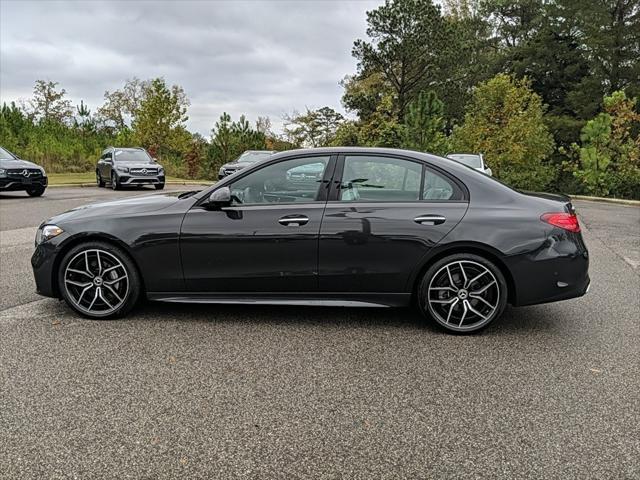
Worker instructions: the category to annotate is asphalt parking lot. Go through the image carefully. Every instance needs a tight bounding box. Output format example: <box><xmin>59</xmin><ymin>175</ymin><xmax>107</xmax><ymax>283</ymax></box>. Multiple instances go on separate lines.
<box><xmin>1</xmin><ymin>187</ymin><xmax>639</xmax><ymax>479</ymax></box>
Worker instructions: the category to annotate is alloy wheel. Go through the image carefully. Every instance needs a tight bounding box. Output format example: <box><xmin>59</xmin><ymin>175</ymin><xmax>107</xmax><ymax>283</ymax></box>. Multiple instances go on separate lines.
<box><xmin>427</xmin><ymin>260</ymin><xmax>500</xmax><ymax>331</ymax></box>
<box><xmin>63</xmin><ymin>249</ymin><xmax>129</xmax><ymax>316</ymax></box>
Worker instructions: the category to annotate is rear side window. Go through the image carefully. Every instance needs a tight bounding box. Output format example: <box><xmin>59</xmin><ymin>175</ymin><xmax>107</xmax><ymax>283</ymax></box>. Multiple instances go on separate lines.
<box><xmin>340</xmin><ymin>155</ymin><xmax>422</xmax><ymax>202</ymax></box>
<box><xmin>423</xmin><ymin>169</ymin><xmax>458</xmax><ymax>200</ymax></box>
<box><xmin>339</xmin><ymin>155</ymin><xmax>464</xmax><ymax>202</ymax></box>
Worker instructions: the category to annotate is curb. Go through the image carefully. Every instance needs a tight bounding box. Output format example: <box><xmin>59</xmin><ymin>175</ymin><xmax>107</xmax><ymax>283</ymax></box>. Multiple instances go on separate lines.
<box><xmin>48</xmin><ymin>181</ymin><xmax>214</xmax><ymax>188</ymax></box>
<box><xmin>571</xmin><ymin>195</ymin><xmax>640</xmax><ymax>206</ymax></box>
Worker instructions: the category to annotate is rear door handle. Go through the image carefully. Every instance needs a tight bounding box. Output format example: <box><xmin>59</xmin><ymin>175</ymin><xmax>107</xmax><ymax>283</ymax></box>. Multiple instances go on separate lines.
<box><xmin>279</xmin><ymin>215</ymin><xmax>309</xmax><ymax>226</ymax></box>
<box><xmin>414</xmin><ymin>215</ymin><xmax>446</xmax><ymax>225</ymax></box>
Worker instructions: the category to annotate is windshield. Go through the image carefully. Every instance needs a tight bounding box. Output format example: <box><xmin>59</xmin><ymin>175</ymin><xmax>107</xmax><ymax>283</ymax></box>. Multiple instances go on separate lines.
<box><xmin>236</xmin><ymin>151</ymin><xmax>273</xmax><ymax>163</ymax></box>
<box><xmin>114</xmin><ymin>149</ymin><xmax>151</xmax><ymax>163</ymax></box>
<box><xmin>0</xmin><ymin>147</ymin><xmax>17</xmax><ymax>160</ymax></box>
<box><xmin>448</xmin><ymin>154</ymin><xmax>482</xmax><ymax>169</ymax></box>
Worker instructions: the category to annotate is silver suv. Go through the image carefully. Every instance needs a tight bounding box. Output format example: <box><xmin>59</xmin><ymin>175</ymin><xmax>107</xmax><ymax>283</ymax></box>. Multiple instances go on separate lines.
<box><xmin>446</xmin><ymin>153</ymin><xmax>492</xmax><ymax>176</ymax></box>
<box><xmin>96</xmin><ymin>147</ymin><xmax>165</xmax><ymax>190</ymax></box>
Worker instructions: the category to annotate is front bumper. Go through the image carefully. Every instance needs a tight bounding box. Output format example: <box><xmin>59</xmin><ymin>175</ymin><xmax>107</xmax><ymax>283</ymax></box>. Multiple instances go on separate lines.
<box><xmin>0</xmin><ymin>176</ymin><xmax>48</xmax><ymax>191</ymax></box>
<box><xmin>31</xmin><ymin>233</ymin><xmax>65</xmax><ymax>298</ymax></box>
<box><xmin>117</xmin><ymin>174</ymin><xmax>165</xmax><ymax>186</ymax></box>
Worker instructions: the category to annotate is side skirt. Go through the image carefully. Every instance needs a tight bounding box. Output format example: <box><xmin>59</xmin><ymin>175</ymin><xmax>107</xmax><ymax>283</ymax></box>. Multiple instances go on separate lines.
<box><xmin>146</xmin><ymin>292</ymin><xmax>411</xmax><ymax>308</ymax></box>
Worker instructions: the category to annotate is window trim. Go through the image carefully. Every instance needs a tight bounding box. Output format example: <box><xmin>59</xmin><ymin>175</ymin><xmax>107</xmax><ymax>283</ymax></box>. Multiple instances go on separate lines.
<box><xmin>329</xmin><ymin>153</ymin><xmax>469</xmax><ymax>203</ymax></box>
<box><xmin>195</xmin><ymin>153</ymin><xmax>338</xmax><ymax>208</ymax></box>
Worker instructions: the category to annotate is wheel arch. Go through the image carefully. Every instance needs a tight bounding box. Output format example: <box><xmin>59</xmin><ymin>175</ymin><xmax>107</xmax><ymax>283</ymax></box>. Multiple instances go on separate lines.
<box><xmin>410</xmin><ymin>242</ymin><xmax>517</xmax><ymax>305</ymax></box>
<box><xmin>51</xmin><ymin>233</ymin><xmax>146</xmax><ymax>298</ymax></box>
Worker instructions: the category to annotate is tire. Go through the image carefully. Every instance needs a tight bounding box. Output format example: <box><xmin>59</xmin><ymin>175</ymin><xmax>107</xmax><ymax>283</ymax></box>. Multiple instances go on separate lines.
<box><xmin>111</xmin><ymin>172</ymin><xmax>120</xmax><ymax>190</ymax></box>
<box><xmin>418</xmin><ymin>253</ymin><xmax>508</xmax><ymax>333</ymax></box>
<box><xmin>96</xmin><ymin>170</ymin><xmax>105</xmax><ymax>187</ymax></box>
<box><xmin>57</xmin><ymin>241</ymin><xmax>141</xmax><ymax>319</ymax></box>
<box><xmin>154</xmin><ymin>183</ymin><xmax>165</xmax><ymax>190</ymax></box>
<box><xmin>26</xmin><ymin>186</ymin><xmax>45</xmax><ymax>197</ymax></box>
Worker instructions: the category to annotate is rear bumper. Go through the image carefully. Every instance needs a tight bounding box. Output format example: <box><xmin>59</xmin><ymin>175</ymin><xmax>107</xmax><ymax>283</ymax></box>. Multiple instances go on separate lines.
<box><xmin>0</xmin><ymin>177</ymin><xmax>48</xmax><ymax>191</ymax></box>
<box><xmin>506</xmin><ymin>232</ymin><xmax>590</xmax><ymax>306</ymax></box>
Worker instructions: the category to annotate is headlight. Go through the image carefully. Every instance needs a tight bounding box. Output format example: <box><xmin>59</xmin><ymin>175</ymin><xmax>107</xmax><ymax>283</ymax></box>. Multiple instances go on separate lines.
<box><xmin>0</xmin><ymin>168</ymin><xmax>6</xmax><ymax>178</ymax></box>
<box><xmin>35</xmin><ymin>225</ymin><xmax>64</xmax><ymax>245</ymax></box>
<box><xmin>116</xmin><ymin>166</ymin><xmax>129</xmax><ymax>173</ymax></box>
<box><xmin>158</xmin><ymin>167</ymin><xmax>164</xmax><ymax>175</ymax></box>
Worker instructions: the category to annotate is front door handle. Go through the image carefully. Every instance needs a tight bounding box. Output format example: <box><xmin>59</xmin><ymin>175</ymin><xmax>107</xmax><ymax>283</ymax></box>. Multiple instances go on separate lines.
<box><xmin>279</xmin><ymin>215</ymin><xmax>309</xmax><ymax>227</ymax></box>
<box><xmin>414</xmin><ymin>215</ymin><xmax>446</xmax><ymax>225</ymax></box>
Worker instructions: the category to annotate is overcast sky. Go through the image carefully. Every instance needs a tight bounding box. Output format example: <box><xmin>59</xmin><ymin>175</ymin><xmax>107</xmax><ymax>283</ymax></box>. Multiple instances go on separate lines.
<box><xmin>0</xmin><ymin>0</ymin><xmax>382</xmax><ymax>135</ymax></box>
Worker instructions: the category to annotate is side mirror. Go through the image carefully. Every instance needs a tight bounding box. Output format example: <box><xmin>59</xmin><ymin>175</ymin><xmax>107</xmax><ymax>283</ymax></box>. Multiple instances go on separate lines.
<box><xmin>207</xmin><ymin>187</ymin><xmax>232</xmax><ymax>209</ymax></box>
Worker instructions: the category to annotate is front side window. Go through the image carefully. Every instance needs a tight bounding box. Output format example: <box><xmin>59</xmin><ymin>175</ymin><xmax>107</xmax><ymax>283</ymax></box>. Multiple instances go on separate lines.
<box><xmin>339</xmin><ymin>155</ymin><xmax>422</xmax><ymax>202</ymax></box>
<box><xmin>229</xmin><ymin>156</ymin><xmax>330</xmax><ymax>204</ymax></box>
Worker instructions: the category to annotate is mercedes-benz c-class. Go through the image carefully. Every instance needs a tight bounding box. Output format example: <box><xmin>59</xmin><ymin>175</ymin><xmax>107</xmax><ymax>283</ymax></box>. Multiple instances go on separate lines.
<box><xmin>31</xmin><ymin>147</ymin><xmax>589</xmax><ymax>333</ymax></box>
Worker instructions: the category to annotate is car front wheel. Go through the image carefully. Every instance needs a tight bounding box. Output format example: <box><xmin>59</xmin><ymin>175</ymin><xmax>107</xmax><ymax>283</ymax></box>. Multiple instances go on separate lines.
<box><xmin>26</xmin><ymin>186</ymin><xmax>46</xmax><ymax>197</ymax></box>
<box><xmin>154</xmin><ymin>183</ymin><xmax>165</xmax><ymax>190</ymax></box>
<box><xmin>111</xmin><ymin>172</ymin><xmax>120</xmax><ymax>190</ymax></box>
<box><xmin>58</xmin><ymin>241</ymin><xmax>141</xmax><ymax>319</ymax></box>
<box><xmin>96</xmin><ymin>170</ymin><xmax>105</xmax><ymax>187</ymax></box>
<box><xmin>418</xmin><ymin>253</ymin><xmax>507</xmax><ymax>333</ymax></box>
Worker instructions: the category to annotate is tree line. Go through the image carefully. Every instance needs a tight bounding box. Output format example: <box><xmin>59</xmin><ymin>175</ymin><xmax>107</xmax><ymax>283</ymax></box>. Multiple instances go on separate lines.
<box><xmin>0</xmin><ymin>0</ymin><xmax>638</xmax><ymax>198</ymax></box>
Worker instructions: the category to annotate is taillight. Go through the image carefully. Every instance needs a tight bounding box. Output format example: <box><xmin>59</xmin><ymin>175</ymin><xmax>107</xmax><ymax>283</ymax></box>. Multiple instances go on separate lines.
<box><xmin>541</xmin><ymin>212</ymin><xmax>581</xmax><ymax>233</ymax></box>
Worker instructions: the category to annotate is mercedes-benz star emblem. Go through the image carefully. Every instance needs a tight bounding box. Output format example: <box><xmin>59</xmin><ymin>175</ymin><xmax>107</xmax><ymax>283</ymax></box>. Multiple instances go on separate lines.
<box><xmin>21</xmin><ymin>169</ymin><xmax>30</xmax><ymax>177</ymax></box>
<box><xmin>141</xmin><ymin>168</ymin><xmax>147</xmax><ymax>174</ymax></box>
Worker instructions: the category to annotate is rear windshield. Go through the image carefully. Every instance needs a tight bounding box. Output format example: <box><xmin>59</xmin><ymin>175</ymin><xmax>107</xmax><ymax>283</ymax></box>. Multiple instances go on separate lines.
<box><xmin>448</xmin><ymin>154</ymin><xmax>482</xmax><ymax>169</ymax></box>
<box><xmin>114</xmin><ymin>149</ymin><xmax>151</xmax><ymax>162</ymax></box>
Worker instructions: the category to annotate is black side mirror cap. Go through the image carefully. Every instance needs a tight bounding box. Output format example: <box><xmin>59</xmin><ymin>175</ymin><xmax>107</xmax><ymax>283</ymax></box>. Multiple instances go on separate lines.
<box><xmin>207</xmin><ymin>187</ymin><xmax>232</xmax><ymax>209</ymax></box>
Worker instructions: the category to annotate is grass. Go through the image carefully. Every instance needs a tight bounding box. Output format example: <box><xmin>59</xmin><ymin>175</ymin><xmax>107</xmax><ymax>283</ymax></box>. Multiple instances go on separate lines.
<box><xmin>47</xmin><ymin>172</ymin><xmax>212</xmax><ymax>186</ymax></box>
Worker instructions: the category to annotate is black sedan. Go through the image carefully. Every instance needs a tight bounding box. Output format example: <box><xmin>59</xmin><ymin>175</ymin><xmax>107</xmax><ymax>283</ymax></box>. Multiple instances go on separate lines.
<box><xmin>31</xmin><ymin>147</ymin><xmax>589</xmax><ymax>333</ymax></box>
<box><xmin>0</xmin><ymin>146</ymin><xmax>48</xmax><ymax>196</ymax></box>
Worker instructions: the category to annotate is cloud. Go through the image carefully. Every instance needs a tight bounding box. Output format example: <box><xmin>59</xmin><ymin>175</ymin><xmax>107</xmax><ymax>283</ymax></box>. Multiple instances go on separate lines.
<box><xmin>0</xmin><ymin>0</ymin><xmax>381</xmax><ymax>135</ymax></box>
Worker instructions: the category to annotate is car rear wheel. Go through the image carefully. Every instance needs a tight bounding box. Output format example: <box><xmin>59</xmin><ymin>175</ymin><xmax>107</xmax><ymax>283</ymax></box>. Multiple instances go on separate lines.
<box><xmin>111</xmin><ymin>172</ymin><xmax>120</xmax><ymax>190</ymax></box>
<box><xmin>26</xmin><ymin>186</ymin><xmax>46</xmax><ymax>197</ymax></box>
<box><xmin>96</xmin><ymin>170</ymin><xmax>105</xmax><ymax>187</ymax></box>
<box><xmin>58</xmin><ymin>241</ymin><xmax>141</xmax><ymax>319</ymax></box>
<box><xmin>418</xmin><ymin>253</ymin><xmax>507</xmax><ymax>333</ymax></box>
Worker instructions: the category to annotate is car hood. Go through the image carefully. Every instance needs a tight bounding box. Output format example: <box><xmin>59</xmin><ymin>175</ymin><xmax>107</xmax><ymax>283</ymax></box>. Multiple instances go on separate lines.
<box><xmin>47</xmin><ymin>192</ymin><xmax>184</xmax><ymax>225</ymax></box>
<box><xmin>116</xmin><ymin>162</ymin><xmax>161</xmax><ymax>169</ymax></box>
<box><xmin>0</xmin><ymin>158</ymin><xmax>44</xmax><ymax>170</ymax></box>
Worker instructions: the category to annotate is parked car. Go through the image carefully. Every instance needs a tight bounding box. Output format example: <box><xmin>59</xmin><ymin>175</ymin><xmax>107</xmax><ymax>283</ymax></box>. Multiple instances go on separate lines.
<box><xmin>32</xmin><ymin>147</ymin><xmax>589</xmax><ymax>333</ymax></box>
<box><xmin>0</xmin><ymin>146</ymin><xmax>48</xmax><ymax>197</ymax></box>
<box><xmin>218</xmin><ymin>150</ymin><xmax>276</xmax><ymax>179</ymax></box>
<box><xmin>447</xmin><ymin>153</ymin><xmax>492</xmax><ymax>176</ymax></box>
<box><xmin>96</xmin><ymin>147</ymin><xmax>165</xmax><ymax>190</ymax></box>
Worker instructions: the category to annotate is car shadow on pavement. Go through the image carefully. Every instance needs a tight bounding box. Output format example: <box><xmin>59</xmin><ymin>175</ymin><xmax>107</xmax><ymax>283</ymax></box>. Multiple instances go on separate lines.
<box><xmin>125</xmin><ymin>301</ymin><xmax>565</xmax><ymax>336</ymax></box>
